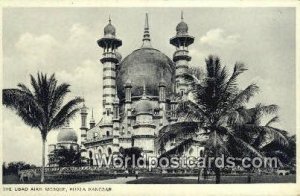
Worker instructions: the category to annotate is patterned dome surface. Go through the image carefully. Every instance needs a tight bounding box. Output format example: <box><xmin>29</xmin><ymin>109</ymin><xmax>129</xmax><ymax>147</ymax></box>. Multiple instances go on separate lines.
<box><xmin>117</xmin><ymin>48</ymin><xmax>175</xmax><ymax>99</ymax></box>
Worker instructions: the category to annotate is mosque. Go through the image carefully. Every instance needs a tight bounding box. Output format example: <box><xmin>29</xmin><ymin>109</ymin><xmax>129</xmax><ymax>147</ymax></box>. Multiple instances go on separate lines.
<box><xmin>48</xmin><ymin>13</ymin><xmax>208</xmax><ymax>166</ymax></box>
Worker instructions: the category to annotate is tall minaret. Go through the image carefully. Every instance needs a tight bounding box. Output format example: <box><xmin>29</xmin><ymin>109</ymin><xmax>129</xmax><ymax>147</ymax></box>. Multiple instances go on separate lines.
<box><xmin>170</xmin><ymin>12</ymin><xmax>194</xmax><ymax>96</ymax></box>
<box><xmin>80</xmin><ymin>103</ymin><xmax>88</xmax><ymax>143</ymax></box>
<box><xmin>97</xmin><ymin>17</ymin><xmax>122</xmax><ymax>124</ymax></box>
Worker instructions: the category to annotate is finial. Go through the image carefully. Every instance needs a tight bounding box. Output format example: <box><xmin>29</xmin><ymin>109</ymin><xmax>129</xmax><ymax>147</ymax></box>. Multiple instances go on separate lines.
<box><xmin>114</xmin><ymin>86</ymin><xmax>120</xmax><ymax>102</ymax></box>
<box><xmin>142</xmin><ymin>13</ymin><xmax>152</xmax><ymax>48</ymax></box>
<box><xmin>91</xmin><ymin>109</ymin><xmax>94</xmax><ymax>118</ymax></box>
<box><xmin>82</xmin><ymin>97</ymin><xmax>86</xmax><ymax>108</ymax></box>
<box><xmin>181</xmin><ymin>10</ymin><xmax>184</xmax><ymax>21</ymax></box>
<box><xmin>145</xmin><ymin>13</ymin><xmax>149</xmax><ymax>29</ymax></box>
<box><xmin>109</xmin><ymin>15</ymin><xmax>111</xmax><ymax>24</ymax></box>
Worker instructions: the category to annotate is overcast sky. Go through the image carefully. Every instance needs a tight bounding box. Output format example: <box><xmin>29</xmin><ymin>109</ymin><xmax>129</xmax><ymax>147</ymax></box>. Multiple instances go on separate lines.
<box><xmin>2</xmin><ymin>7</ymin><xmax>295</xmax><ymax>165</ymax></box>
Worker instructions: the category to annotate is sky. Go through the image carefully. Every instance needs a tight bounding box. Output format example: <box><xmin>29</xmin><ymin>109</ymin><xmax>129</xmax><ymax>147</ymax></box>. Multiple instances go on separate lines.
<box><xmin>2</xmin><ymin>7</ymin><xmax>296</xmax><ymax>166</ymax></box>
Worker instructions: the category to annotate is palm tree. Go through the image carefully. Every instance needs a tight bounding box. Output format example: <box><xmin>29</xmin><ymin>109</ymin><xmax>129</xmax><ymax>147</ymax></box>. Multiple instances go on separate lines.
<box><xmin>157</xmin><ymin>55</ymin><xmax>264</xmax><ymax>183</ymax></box>
<box><xmin>2</xmin><ymin>72</ymin><xmax>83</xmax><ymax>183</ymax></box>
<box><xmin>231</xmin><ymin>104</ymin><xmax>290</xmax><ymax>164</ymax></box>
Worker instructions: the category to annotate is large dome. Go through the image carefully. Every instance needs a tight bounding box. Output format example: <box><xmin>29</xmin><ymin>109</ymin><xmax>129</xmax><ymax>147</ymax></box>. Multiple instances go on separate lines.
<box><xmin>116</xmin><ymin>48</ymin><xmax>175</xmax><ymax>99</ymax></box>
<box><xmin>57</xmin><ymin>127</ymin><xmax>78</xmax><ymax>143</ymax></box>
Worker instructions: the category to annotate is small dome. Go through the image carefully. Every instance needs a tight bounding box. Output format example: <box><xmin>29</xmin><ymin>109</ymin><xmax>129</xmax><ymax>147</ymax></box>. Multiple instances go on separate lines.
<box><xmin>159</xmin><ymin>78</ymin><xmax>167</xmax><ymax>87</ymax></box>
<box><xmin>135</xmin><ymin>97</ymin><xmax>153</xmax><ymax>114</ymax></box>
<box><xmin>81</xmin><ymin>103</ymin><xmax>88</xmax><ymax>114</ymax></box>
<box><xmin>176</xmin><ymin>21</ymin><xmax>188</xmax><ymax>35</ymax></box>
<box><xmin>104</xmin><ymin>20</ymin><xmax>116</xmax><ymax>37</ymax></box>
<box><xmin>125</xmin><ymin>79</ymin><xmax>132</xmax><ymax>87</ymax></box>
<box><xmin>90</xmin><ymin>118</ymin><xmax>95</xmax><ymax>124</ymax></box>
<box><xmin>57</xmin><ymin>127</ymin><xmax>78</xmax><ymax>143</ymax></box>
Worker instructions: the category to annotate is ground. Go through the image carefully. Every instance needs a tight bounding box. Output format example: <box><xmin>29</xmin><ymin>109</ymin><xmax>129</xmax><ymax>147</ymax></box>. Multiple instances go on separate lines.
<box><xmin>78</xmin><ymin>175</ymin><xmax>296</xmax><ymax>184</ymax></box>
<box><xmin>4</xmin><ymin>174</ymin><xmax>295</xmax><ymax>184</ymax></box>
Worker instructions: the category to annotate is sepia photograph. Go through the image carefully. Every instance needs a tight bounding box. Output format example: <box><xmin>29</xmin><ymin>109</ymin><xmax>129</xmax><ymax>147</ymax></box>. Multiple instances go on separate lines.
<box><xmin>1</xmin><ymin>2</ymin><xmax>299</xmax><ymax>195</ymax></box>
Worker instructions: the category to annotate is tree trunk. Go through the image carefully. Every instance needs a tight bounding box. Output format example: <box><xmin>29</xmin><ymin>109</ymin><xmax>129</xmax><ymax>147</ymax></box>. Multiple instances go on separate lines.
<box><xmin>215</xmin><ymin>167</ymin><xmax>221</xmax><ymax>184</ymax></box>
<box><xmin>41</xmin><ymin>139</ymin><xmax>46</xmax><ymax>183</ymax></box>
<box><xmin>213</xmin><ymin>130</ymin><xmax>221</xmax><ymax>184</ymax></box>
<box><xmin>247</xmin><ymin>169</ymin><xmax>251</xmax><ymax>183</ymax></box>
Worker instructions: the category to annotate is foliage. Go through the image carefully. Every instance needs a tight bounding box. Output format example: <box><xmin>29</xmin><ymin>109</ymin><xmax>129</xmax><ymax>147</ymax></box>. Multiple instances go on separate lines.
<box><xmin>2</xmin><ymin>161</ymin><xmax>36</xmax><ymax>175</ymax></box>
<box><xmin>2</xmin><ymin>72</ymin><xmax>84</xmax><ymax>182</ymax></box>
<box><xmin>157</xmin><ymin>55</ymin><xmax>294</xmax><ymax>183</ymax></box>
<box><xmin>51</xmin><ymin>146</ymin><xmax>83</xmax><ymax>167</ymax></box>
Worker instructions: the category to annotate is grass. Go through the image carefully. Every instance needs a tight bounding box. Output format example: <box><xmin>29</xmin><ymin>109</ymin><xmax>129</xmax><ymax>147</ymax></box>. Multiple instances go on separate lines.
<box><xmin>3</xmin><ymin>174</ymin><xmax>116</xmax><ymax>184</ymax></box>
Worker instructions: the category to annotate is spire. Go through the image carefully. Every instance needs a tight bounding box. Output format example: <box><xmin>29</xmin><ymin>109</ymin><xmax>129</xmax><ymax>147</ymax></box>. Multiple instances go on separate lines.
<box><xmin>142</xmin><ymin>13</ymin><xmax>152</xmax><ymax>48</ymax></box>
<box><xmin>65</xmin><ymin>119</ymin><xmax>70</xmax><ymax>127</ymax></box>
<box><xmin>89</xmin><ymin>108</ymin><xmax>96</xmax><ymax>128</ymax></box>
<box><xmin>181</xmin><ymin>10</ymin><xmax>184</xmax><ymax>21</ymax></box>
<box><xmin>109</xmin><ymin>15</ymin><xmax>111</xmax><ymax>24</ymax></box>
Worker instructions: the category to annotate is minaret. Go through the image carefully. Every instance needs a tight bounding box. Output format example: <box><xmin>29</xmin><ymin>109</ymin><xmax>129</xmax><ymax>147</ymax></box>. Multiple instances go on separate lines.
<box><xmin>141</xmin><ymin>13</ymin><xmax>152</xmax><ymax>48</ymax></box>
<box><xmin>80</xmin><ymin>103</ymin><xmax>88</xmax><ymax>143</ymax></box>
<box><xmin>97</xmin><ymin>17</ymin><xmax>122</xmax><ymax>124</ymax></box>
<box><xmin>113</xmin><ymin>88</ymin><xmax>120</xmax><ymax>120</ymax></box>
<box><xmin>112</xmin><ymin>88</ymin><xmax>120</xmax><ymax>146</ymax></box>
<box><xmin>89</xmin><ymin>109</ymin><xmax>96</xmax><ymax>129</ymax></box>
<box><xmin>159</xmin><ymin>76</ymin><xmax>167</xmax><ymax>126</ymax></box>
<box><xmin>170</xmin><ymin>11</ymin><xmax>194</xmax><ymax>95</ymax></box>
<box><xmin>124</xmin><ymin>79</ymin><xmax>132</xmax><ymax>116</ymax></box>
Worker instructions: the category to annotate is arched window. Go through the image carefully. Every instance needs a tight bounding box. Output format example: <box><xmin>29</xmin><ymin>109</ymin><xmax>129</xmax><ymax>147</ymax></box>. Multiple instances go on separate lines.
<box><xmin>106</xmin><ymin>131</ymin><xmax>110</xmax><ymax>136</ymax></box>
<box><xmin>89</xmin><ymin>151</ymin><xmax>93</xmax><ymax>159</ymax></box>
<box><xmin>106</xmin><ymin>109</ymin><xmax>110</xmax><ymax>116</ymax></box>
<box><xmin>200</xmin><ymin>149</ymin><xmax>205</xmax><ymax>157</ymax></box>
<box><xmin>181</xmin><ymin>90</ymin><xmax>184</xmax><ymax>97</ymax></box>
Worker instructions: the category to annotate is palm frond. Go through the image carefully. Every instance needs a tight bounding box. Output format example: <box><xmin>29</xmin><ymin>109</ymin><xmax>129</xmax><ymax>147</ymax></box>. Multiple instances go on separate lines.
<box><xmin>265</xmin><ymin>116</ymin><xmax>279</xmax><ymax>126</ymax></box>
<box><xmin>50</xmin><ymin>97</ymin><xmax>84</xmax><ymax>130</ymax></box>
<box><xmin>230</xmin><ymin>83</ymin><xmax>259</xmax><ymax>109</ymax></box>
<box><xmin>226</xmin><ymin>127</ymin><xmax>264</xmax><ymax>158</ymax></box>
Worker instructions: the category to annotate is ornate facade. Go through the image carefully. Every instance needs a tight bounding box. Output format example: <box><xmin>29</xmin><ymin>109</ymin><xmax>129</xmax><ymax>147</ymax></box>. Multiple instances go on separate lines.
<box><xmin>49</xmin><ymin>13</ymin><xmax>207</xmax><ymax>166</ymax></box>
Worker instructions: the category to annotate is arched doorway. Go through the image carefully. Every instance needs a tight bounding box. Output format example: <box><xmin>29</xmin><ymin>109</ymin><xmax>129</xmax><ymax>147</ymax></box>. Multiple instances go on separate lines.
<box><xmin>107</xmin><ymin>147</ymin><xmax>112</xmax><ymax>156</ymax></box>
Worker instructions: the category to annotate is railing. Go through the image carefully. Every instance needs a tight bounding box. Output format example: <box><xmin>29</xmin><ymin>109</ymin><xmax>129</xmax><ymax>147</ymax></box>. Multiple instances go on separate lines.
<box><xmin>173</xmin><ymin>50</ymin><xmax>189</xmax><ymax>58</ymax></box>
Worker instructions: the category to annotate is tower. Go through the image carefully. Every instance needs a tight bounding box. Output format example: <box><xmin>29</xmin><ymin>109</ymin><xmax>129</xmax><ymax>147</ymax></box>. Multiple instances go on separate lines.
<box><xmin>97</xmin><ymin>17</ymin><xmax>122</xmax><ymax>124</ymax></box>
<box><xmin>170</xmin><ymin>12</ymin><xmax>194</xmax><ymax>96</ymax></box>
<box><xmin>80</xmin><ymin>103</ymin><xmax>88</xmax><ymax>143</ymax></box>
<box><xmin>112</xmin><ymin>88</ymin><xmax>120</xmax><ymax>146</ymax></box>
<box><xmin>132</xmin><ymin>83</ymin><xmax>156</xmax><ymax>156</ymax></box>
<box><xmin>159</xmin><ymin>77</ymin><xmax>167</xmax><ymax>126</ymax></box>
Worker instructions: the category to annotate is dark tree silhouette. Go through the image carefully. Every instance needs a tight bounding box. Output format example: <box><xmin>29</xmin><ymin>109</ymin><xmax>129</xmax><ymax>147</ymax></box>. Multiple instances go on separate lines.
<box><xmin>2</xmin><ymin>73</ymin><xmax>83</xmax><ymax>183</ymax></box>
